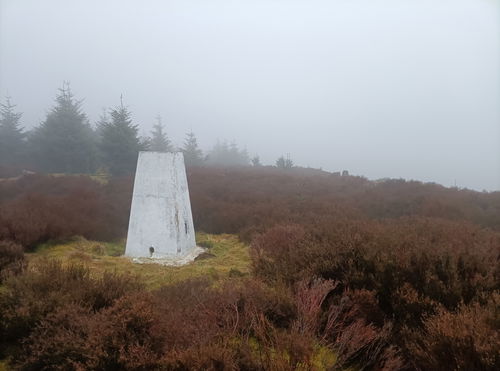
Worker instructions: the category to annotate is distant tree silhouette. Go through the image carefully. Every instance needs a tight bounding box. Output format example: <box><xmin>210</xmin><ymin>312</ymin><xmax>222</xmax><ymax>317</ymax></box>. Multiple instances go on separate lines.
<box><xmin>206</xmin><ymin>140</ymin><xmax>229</xmax><ymax>165</ymax></box>
<box><xmin>206</xmin><ymin>140</ymin><xmax>250</xmax><ymax>167</ymax></box>
<box><xmin>99</xmin><ymin>97</ymin><xmax>142</xmax><ymax>175</ymax></box>
<box><xmin>230</xmin><ymin>141</ymin><xmax>249</xmax><ymax>166</ymax></box>
<box><xmin>29</xmin><ymin>82</ymin><xmax>96</xmax><ymax>173</ymax></box>
<box><xmin>251</xmin><ymin>155</ymin><xmax>262</xmax><ymax>167</ymax></box>
<box><xmin>181</xmin><ymin>131</ymin><xmax>203</xmax><ymax>166</ymax></box>
<box><xmin>95</xmin><ymin>108</ymin><xmax>109</xmax><ymax>139</ymax></box>
<box><xmin>149</xmin><ymin>116</ymin><xmax>173</xmax><ymax>152</ymax></box>
<box><xmin>276</xmin><ymin>156</ymin><xmax>285</xmax><ymax>168</ymax></box>
<box><xmin>0</xmin><ymin>96</ymin><xmax>25</xmax><ymax>167</ymax></box>
<box><xmin>276</xmin><ymin>154</ymin><xmax>293</xmax><ymax>169</ymax></box>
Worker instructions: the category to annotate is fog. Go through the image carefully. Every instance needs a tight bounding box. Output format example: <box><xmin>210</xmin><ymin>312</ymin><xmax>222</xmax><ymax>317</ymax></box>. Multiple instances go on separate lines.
<box><xmin>1</xmin><ymin>0</ymin><xmax>499</xmax><ymax>191</ymax></box>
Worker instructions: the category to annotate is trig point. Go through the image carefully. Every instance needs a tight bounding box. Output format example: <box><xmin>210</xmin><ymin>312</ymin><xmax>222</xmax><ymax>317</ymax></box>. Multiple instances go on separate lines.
<box><xmin>125</xmin><ymin>151</ymin><xmax>200</xmax><ymax>264</ymax></box>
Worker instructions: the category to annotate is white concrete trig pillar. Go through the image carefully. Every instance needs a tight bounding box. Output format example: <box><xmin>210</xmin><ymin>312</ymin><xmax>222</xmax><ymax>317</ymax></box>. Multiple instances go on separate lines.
<box><xmin>125</xmin><ymin>151</ymin><xmax>196</xmax><ymax>260</ymax></box>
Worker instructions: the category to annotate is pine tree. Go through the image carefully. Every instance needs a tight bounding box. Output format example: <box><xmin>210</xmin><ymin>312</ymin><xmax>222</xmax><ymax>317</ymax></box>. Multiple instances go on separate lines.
<box><xmin>229</xmin><ymin>141</ymin><xmax>240</xmax><ymax>163</ymax></box>
<box><xmin>276</xmin><ymin>156</ymin><xmax>286</xmax><ymax>168</ymax></box>
<box><xmin>29</xmin><ymin>83</ymin><xmax>97</xmax><ymax>173</ymax></box>
<box><xmin>206</xmin><ymin>140</ymin><xmax>228</xmax><ymax>166</ymax></box>
<box><xmin>251</xmin><ymin>155</ymin><xmax>262</xmax><ymax>167</ymax></box>
<box><xmin>206</xmin><ymin>140</ymin><xmax>250</xmax><ymax>167</ymax></box>
<box><xmin>0</xmin><ymin>96</ymin><xmax>25</xmax><ymax>167</ymax></box>
<box><xmin>149</xmin><ymin>116</ymin><xmax>173</xmax><ymax>152</ymax></box>
<box><xmin>99</xmin><ymin>98</ymin><xmax>142</xmax><ymax>176</ymax></box>
<box><xmin>228</xmin><ymin>142</ymin><xmax>249</xmax><ymax>166</ymax></box>
<box><xmin>239</xmin><ymin>146</ymin><xmax>250</xmax><ymax>166</ymax></box>
<box><xmin>182</xmin><ymin>131</ymin><xmax>203</xmax><ymax>167</ymax></box>
<box><xmin>276</xmin><ymin>154</ymin><xmax>293</xmax><ymax>169</ymax></box>
<box><xmin>95</xmin><ymin>108</ymin><xmax>109</xmax><ymax>139</ymax></box>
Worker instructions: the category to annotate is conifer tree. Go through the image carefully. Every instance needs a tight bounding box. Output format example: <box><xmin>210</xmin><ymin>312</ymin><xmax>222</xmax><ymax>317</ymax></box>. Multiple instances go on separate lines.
<box><xmin>239</xmin><ymin>146</ymin><xmax>250</xmax><ymax>166</ymax></box>
<box><xmin>0</xmin><ymin>96</ymin><xmax>25</xmax><ymax>167</ymax></box>
<box><xmin>29</xmin><ymin>83</ymin><xmax>96</xmax><ymax>173</ymax></box>
<box><xmin>276</xmin><ymin>154</ymin><xmax>293</xmax><ymax>169</ymax></box>
<box><xmin>276</xmin><ymin>156</ymin><xmax>286</xmax><ymax>169</ymax></box>
<box><xmin>149</xmin><ymin>115</ymin><xmax>173</xmax><ymax>152</ymax></box>
<box><xmin>251</xmin><ymin>155</ymin><xmax>262</xmax><ymax>167</ymax></box>
<box><xmin>95</xmin><ymin>108</ymin><xmax>109</xmax><ymax>139</ymax></box>
<box><xmin>99</xmin><ymin>98</ymin><xmax>142</xmax><ymax>176</ymax></box>
<box><xmin>206</xmin><ymin>140</ymin><xmax>228</xmax><ymax>166</ymax></box>
<box><xmin>229</xmin><ymin>141</ymin><xmax>240</xmax><ymax>162</ymax></box>
<box><xmin>181</xmin><ymin>131</ymin><xmax>203</xmax><ymax>166</ymax></box>
<box><xmin>206</xmin><ymin>140</ymin><xmax>250</xmax><ymax>166</ymax></box>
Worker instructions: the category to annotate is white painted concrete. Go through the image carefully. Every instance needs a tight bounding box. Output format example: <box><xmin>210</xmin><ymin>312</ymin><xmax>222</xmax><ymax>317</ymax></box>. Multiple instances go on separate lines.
<box><xmin>125</xmin><ymin>151</ymin><xmax>197</xmax><ymax>260</ymax></box>
<box><xmin>131</xmin><ymin>246</ymin><xmax>206</xmax><ymax>266</ymax></box>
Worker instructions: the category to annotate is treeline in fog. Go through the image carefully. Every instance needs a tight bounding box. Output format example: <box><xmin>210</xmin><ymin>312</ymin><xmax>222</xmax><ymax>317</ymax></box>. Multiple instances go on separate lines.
<box><xmin>1</xmin><ymin>84</ymin><xmax>499</xmax><ymax>370</ymax></box>
<box><xmin>0</xmin><ymin>84</ymin><xmax>271</xmax><ymax>177</ymax></box>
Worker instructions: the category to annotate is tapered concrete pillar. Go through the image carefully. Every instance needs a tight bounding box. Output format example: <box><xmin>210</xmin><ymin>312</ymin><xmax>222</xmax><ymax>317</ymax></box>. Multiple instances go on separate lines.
<box><xmin>125</xmin><ymin>151</ymin><xmax>196</xmax><ymax>260</ymax></box>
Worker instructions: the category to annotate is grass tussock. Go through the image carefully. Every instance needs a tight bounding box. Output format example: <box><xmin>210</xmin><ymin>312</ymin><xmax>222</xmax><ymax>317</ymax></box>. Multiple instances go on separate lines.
<box><xmin>26</xmin><ymin>233</ymin><xmax>251</xmax><ymax>289</ymax></box>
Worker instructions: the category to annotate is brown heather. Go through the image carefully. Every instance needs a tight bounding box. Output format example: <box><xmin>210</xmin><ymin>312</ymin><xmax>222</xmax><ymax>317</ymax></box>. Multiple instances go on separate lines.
<box><xmin>0</xmin><ymin>167</ymin><xmax>498</xmax><ymax>370</ymax></box>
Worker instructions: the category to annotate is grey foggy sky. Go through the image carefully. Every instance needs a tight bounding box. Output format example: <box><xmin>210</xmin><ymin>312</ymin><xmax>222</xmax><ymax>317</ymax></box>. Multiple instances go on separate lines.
<box><xmin>0</xmin><ymin>0</ymin><xmax>499</xmax><ymax>191</ymax></box>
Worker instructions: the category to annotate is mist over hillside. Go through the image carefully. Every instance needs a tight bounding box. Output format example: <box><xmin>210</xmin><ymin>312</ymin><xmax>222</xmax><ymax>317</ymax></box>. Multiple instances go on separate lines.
<box><xmin>0</xmin><ymin>1</ymin><xmax>499</xmax><ymax>370</ymax></box>
<box><xmin>1</xmin><ymin>0</ymin><xmax>499</xmax><ymax>190</ymax></box>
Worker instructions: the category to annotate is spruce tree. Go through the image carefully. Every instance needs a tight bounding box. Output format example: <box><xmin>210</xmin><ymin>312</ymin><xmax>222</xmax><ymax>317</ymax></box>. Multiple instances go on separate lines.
<box><xmin>149</xmin><ymin>116</ymin><xmax>173</xmax><ymax>152</ymax></box>
<box><xmin>238</xmin><ymin>146</ymin><xmax>250</xmax><ymax>166</ymax></box>
<box><xmin>99</xmin><ymin>99</ymin><xmax>142</xmax><ymax>175</ymax></box>
<box><xmin>29</xmin><ymin>83</ymin><xmax>96</xmax><ymax>173</ymax></box>
<box><xmin>181</xmin><ymin>131</ymin><xmax>203</xmax><ymax>166</ymax></box>
<box><xmin>95</xmin><ymin>108</ymin><xmax>109</xmax><ymax>139</ymax></box>
<box><xmin>251</xmin><ymin>155</ymin><xmax>262</xmax><ymax>167</ymax></box>
<box><xmin>276</xmin><ymin>154</ymin><xmax>293</xmax><ymax>169</ymax></box>
<box><xmin>229</xmin><ymin>141</ymin><xmax>240</xmax><ymax>163</ymax></box>
<box><xmin>206</xmin><ymin>140</ymin><xmax>228</xmax><ymax>166</ymax></box>
<box><xmin>276</xmin><ymin>156</ymin><xmax>286</xmax><ymax>168</ymax></box>
<box><xmin>0</xmin><ymin>96</ymin><xmax>25</xmax><ymax>167</ymax></box>
<box><xmin>206</xmin><ymin>140</ymin><xmax>250</xmax><ymax>167</ymax></box>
